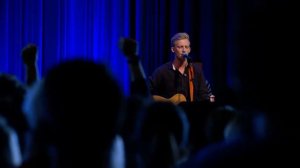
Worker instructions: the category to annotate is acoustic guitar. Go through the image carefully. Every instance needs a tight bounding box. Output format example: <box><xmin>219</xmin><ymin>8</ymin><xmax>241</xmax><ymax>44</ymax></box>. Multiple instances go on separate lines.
<box><xmin>152</xmin><ymin>93</ymin><xmax>187</xmax><ymax>105</ymax></box>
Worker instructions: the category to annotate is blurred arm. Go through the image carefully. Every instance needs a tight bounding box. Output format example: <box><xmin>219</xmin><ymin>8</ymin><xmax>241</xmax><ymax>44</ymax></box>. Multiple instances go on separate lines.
<box><xmin>21</xmin><ymin>44</ymin><xmax>39</xmax><ymax>86</ymax></box>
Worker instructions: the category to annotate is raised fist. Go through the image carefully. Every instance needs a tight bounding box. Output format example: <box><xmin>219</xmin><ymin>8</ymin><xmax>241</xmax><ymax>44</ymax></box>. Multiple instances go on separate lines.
<box><xmin>119</xmin><ymin>37</ymin><xmax>139</xmax><ymax>62</ymax></box>
<box><xmin>21</xmin><ymin>44</ymin><xmax>38</xmax><ymax>66</ymax></box>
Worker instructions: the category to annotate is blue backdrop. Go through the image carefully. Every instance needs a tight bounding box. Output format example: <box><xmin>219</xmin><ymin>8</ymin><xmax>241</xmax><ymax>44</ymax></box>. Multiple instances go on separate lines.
<box><xmin>1</xmin><ymin>0</ymin><xmax>257</xmax><ymax>97</ymax></box>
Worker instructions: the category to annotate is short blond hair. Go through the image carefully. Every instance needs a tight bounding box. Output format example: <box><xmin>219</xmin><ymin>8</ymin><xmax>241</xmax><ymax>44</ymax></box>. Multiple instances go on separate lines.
<box><xmin>170</xmin><ymin>32</ymin><xmax>190</xmax><ymax>47</ymax></box>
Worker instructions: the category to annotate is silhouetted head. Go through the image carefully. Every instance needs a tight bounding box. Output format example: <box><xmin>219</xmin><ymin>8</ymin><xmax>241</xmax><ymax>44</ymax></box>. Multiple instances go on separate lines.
<box><xmin>24</xmin><ymin>59</ymin><xmax>126</xmax><ymax>167</ymax></box>
<box><xmin>134</xmin><ymin>101</ymin><xmax>190</xmax><ymax>167</ymax></box>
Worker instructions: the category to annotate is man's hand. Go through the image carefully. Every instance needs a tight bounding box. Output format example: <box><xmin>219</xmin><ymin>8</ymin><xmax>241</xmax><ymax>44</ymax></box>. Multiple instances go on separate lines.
<box><xmin>21</xmin><ymin>44</ymin><xmax>38</xmax><ymax>66</ymax></box>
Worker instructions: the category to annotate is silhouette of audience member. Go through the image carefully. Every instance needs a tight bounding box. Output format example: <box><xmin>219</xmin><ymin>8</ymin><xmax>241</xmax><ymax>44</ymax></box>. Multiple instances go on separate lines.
<box><xmin>204</xmin><ymin>105</ymin><xmax>237</xmax><ymax>144</ymax></box>
<box><xmin>0</xmin><ymin>115</ymin><xmax>22</xmax><ymax>168</ymax></box>
<box><xmin>177</xmin><ymin>99</ymin><xmax>214</xmax><ymax>155</ymax></box>
<box><xmin>119</xmin><ymin>95</ymin><xmax>150</xmax><ymax>168</ymax></box>
<box><xmin>133</xmin><ymin>101</ymin><xmax>190</xmax><ymax>168</ymax></box>
<box><xmin>118</xmin><ymin>37</ymin><xmax>154</xmax><ymax>142</ymax></box>
<box><xmin>22</xmin><ymin>59</ymin><xmax>126</xmax><ymax>168</ymax></box>
<box><xmin>118</xmin><ymin>37</ymin><xmax>158</xmax><ymax>168</ymax></box>
<box><xmin>0</xmin><ymin>74</ymin><xmax>29</xmax><ymax>160</ymax></box>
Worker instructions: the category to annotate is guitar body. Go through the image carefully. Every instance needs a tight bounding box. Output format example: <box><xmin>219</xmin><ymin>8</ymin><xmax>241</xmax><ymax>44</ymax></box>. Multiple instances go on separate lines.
<box><xmin>152</xmin><ymin>94</ymin><xmax>187</xmax><ymax>105</ymax></box>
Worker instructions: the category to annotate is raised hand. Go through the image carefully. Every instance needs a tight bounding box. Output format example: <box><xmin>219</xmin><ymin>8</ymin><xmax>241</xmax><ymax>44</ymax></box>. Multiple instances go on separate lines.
<box><xmin>21</xmin><ymin>43</ymin><xmax>38</xmax><ymax>66</ymax></box>
<box><xmin>119</xmin><ymin>37</ymin><xmax>139</xmax><ymax>62</ymax></box>
<box><xmin>21</xmin><ymin>43</ymin><xmax>39</xmax><ymax>86</ymax></box>
<box><xmin>118</xmin><ymin>37</ymin><xmax>150</xmax><ymax>97</ymax></box>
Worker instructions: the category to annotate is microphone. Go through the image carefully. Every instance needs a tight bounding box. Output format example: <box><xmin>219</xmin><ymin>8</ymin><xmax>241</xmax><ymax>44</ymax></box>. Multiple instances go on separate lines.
<box><xmin>183</xmin><ymin>53</ymin><xmax>192</xmax><ymax>63</ymax></box>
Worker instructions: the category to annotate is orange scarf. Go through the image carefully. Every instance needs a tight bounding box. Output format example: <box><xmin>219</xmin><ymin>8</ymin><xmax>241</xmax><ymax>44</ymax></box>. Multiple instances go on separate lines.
<box><xmin>188</xmin><ymin>65</ymin><xmax>194</xmax><ymax>102</ymax></box>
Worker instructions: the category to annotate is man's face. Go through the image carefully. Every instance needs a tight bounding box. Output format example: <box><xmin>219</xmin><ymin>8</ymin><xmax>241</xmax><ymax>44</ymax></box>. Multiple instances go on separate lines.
<box><xmin>171</xmin><ymin>39</ymin><xmax>191</xmax><ymax>60</ymax></box>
